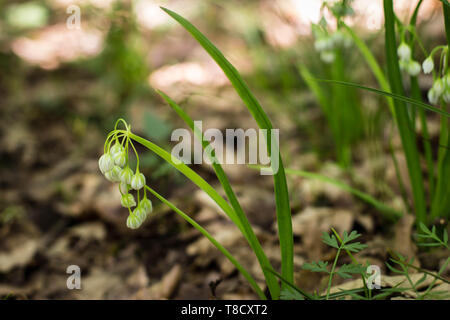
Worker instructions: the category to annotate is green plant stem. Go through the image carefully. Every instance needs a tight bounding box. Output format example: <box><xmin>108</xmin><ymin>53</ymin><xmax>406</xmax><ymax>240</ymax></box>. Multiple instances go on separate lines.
<box><xmin>326</xmin><ymin>247</ymin><xmax>342</xmax><ymax>300</ymax></box>
<box><xmin>145</xmin><ymin>185</ymin><xmax>266</xmax><ymax>299</ymax></box>
<box><xmin>331</xmin><ymin>228</ymin><xmax>370</xmax><ymax>299</ymax></box>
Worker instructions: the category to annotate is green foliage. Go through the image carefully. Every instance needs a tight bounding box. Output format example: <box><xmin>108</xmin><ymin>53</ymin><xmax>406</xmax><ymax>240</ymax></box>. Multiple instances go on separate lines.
<box><xmin>303</xmin><ymin>261</ymin><xmax>329</xmax><ymax>273</ymax></box>
<box><xmin>417</xmin><ymin>223</ymin><xmax>449</xmax><ymax>248</ymax></box>
<box><xmin>161</xmin><ymin>6</ymin><xmax>294</xmax><ymax>296</ymax></box>
<box><xmin>279</xmin><ymin>287</ymin><xmax>305</xmax><ymax>300</ymax></box>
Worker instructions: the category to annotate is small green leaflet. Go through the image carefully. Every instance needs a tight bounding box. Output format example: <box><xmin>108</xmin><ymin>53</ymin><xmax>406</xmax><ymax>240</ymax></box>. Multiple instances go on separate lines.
<box><xmin>280</xmin><ymin>287</ymin><xmax>305</xmax><ymax>300</ymax></box>
<box><xmin>302</xmin><ymin>261</ymin><xmax>329</xmax><ymax>273</ymax></box>
<box><xmin>322</xmin><ymin>232</ymin><xmax>339</xmax><ymax>249</ymax></box>
<box><xmin>336</xmin><ymin>264</ymin><xmax>366</xmax><ymax>279</ymax></box>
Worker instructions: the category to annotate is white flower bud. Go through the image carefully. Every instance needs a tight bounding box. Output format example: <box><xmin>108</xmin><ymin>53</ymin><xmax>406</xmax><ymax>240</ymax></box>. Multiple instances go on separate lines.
<box><xmin>422</xmin><ymin>57</ymin><xmax>434</xmax><ymax>74</ymax></box>
<box><xmin>98</xmin><ymin>153</ymin><xmax>114</xmax><ymax>174</ymax></box>
<box><xmin>343</xmin><ymin>35</ymin><xmax>352</xmax><ymax>48</ymax></box>
<box><xmin>121</xmin><ymin>193</ymin><xmax>136</xmax><ymax>208</ymax></box>
<box><xmin>105</xmin><ymin>165</ymin><xmax>122</xmax><ymax>182</ymax></box>
<box><xmin>134</xmin><ymin>206</ymin><xmax>147</xmax><ymax>223</ymax></box>
<box><xmin>320</xmin><ymin>51</ymin><xmax>335</xmax><ymax>64</ymax></box>
<box><xmin>119</xmin><ymin>181</ymin><xmax>129</xmax><ymax>194</ymax></box>
<box><xmin>314</xmin><ymin>37</ymin><xmax>330</xmax><ymax>52</ymax></box>
<box><xmin>131</xmin><ymin>172</ymin><xmax>146</xmax><ymax>190</ymax></box>
<box><xmin>397</xmin><ymin>42</ymin><xmax>411</xmax><ymax>61</ymax></box>
<box><xmin>433</xmin><ymin>78</ymin><xmax>445</xmax><ymax>96</ymax></box>
<box><xmin>119</xmin><ymin>167</ymin><xmax>134</xmax><ymax>184</ymax></box>
<box><xmin>443</xmin><ymin>90</ymin><xmax>450</xmax><ymax>104</ymax></box>
<box><xmin>331</xmin><ymin>31</ymin><xmax>344</xmax><ymax>46</ymax></box>
<box><xmin>399</xmin><ymin>59</ymin><xmax>408</xmax><ymax>72</ymax></box>
<box><xmin>407</xmin><ymin>60</ymin><xmax>421</xmax><ymax>77</ymax></box>
<box><xmin>126</xmin><ymin>214</ymin><xmax>141</xmax><ymax>229</ymax></box>
<box><xmin>110</xmin><ymin>143</ymin><xmax>124</xmax><ymax>157</ymax></box>
<box><xmin>427</xmin><ymin>88</ymin><xmax>439</xmax><ymax>105</ymax></box>
<box><xmin>140</xmin><ymin>197</ymin><xmax>153</xmax><ymax>214</ymax></box>
<box><xmin>113</xmin><ymin>151</ymin><xmax>127</xmax><ymax>167</ymax></box>
<box><xmin>445</xmin><ymin>73</ymin><xmax>450</xmax><ymax>88</ymax></box>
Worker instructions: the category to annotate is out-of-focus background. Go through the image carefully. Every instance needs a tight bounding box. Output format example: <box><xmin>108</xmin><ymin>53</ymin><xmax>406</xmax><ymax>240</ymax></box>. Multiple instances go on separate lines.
<box><xmin>0</xmin><ymin>0</ymin><xmax>447</xmax><ymax>299</ymax></box>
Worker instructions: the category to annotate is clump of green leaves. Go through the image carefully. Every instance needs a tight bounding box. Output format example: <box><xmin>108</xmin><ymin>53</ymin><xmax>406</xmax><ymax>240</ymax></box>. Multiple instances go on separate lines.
<box><xmin>386</xmin><ymin>223</ymin><xmax>450</xmax><ymax>300</ymax></box>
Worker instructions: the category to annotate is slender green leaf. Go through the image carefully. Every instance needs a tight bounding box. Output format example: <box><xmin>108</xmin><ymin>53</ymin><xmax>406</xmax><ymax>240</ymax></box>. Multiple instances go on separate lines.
<box><xmin>384</xmin><ymin>0</ymin><xmax>427</xmax><ymax>224</ymax></box>
<box><xmin>155</xmin><ymin>89</ymin><xmax>280</xmax><ymax>298</ymax></box>
<box><xmin>161</xmin><ymin>6</ymin><xmax>293</xmax><ymax>286</ymax></box>
<box><xmin>315</xmin><ymin>79</ymin><xmax>450</xmax><ymax>118</ymax></box>
<box><xmin>341</xmin><ymin>22</ymin><xmax>395</xmax><ymax>115</ymax></box>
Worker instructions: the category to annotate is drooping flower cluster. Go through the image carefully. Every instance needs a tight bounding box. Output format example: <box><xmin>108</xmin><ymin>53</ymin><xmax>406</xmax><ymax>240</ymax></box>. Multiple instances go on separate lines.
<box><xmin>397</xmin><ymin>40</ymin><xmax>449</xmax><ymax>105</ymax></box>
<box><xmin>422</xmin><ymin>46</ymin><xmax>450</xmax><ymax>105</ymax></box>
<box><xmin>99</xmin><ymin>120</ymin><xmax>152</xmax><ymax>229</ymax></box>
<box><xmin>313</xmin><ymin>27</ymin><xmax>352</xmax><ymax>64</ymax></box>
<box><xmin>397</xmin><ymin>42</ymin><xmax>421</xmax><ymax>77</ymax></box>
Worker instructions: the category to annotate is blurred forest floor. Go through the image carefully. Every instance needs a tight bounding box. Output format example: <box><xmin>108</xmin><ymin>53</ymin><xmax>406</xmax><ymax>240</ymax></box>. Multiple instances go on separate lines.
<box><xmin>0</xmin><ymin>0</ymin><xmax>449</xmax><ymax>299</ymax></box>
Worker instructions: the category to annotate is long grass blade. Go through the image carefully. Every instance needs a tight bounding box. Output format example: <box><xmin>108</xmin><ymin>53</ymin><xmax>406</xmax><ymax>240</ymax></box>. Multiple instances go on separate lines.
<box><xmin>384</xmin><ymin>0</ymin><xmax>426</xmax><ymax>224</ymax></box>
<box><xmin>155</xmin><ymin>89</ymin><xmax>280</xmax><ymax>298</ymax></box>
<box><xmin>341</xmin><ymin>22</ymin><xmax>395</xmax><ymax>116</ymax></box>
<box><xmin>314</xmin><ymin>79</ymin><xmax>450</xmax><ymax>118</ymax></box>
<box><xmin>161</xmin><ymin>6</ymin><xmax>294</xmax><ymax>287</ymax></box>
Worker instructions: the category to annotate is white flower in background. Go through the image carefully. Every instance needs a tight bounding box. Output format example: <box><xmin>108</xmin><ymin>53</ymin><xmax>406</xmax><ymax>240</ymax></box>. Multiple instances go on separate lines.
<box><xmin>433</xmin><ymin>78</ymin><xmax>445</xmax><ymax>97</ymax></box>
<box><xmin>443</xmin><ymin>90</ymin><xmax>450</xmax><ymax>104</ymax></box>
<box><xmin>399</xmin><ymin>59</ymin><xmax>408</xmax><ymax>72</ymax></box>
<box><xmin>422</xmin><ymin>57</ymin><xmax>434</xmax><ymax>74</ymax></box>
<box><xmin>119</xmin><ymin>166</ymin><xmax>134</xmax><ymax>184</ymax></box>
<box><xmin>320</xmin><ymin>51</ymin><xmax>335</xmax><ymax>63</ymax></box>
<box><xmin>427</xmin><ymin>88</ymin><xmax>439</xmax><ymax>105</ymax></box>
<box><xmin>98</xmin><ymin>153</ymin><xmax>114</xmax><ymax>174</ymax></box>
<box><xmin>131</xmin><ymin>171</ymin><xmax>146</xmax><ymax>190</ymax></box>
<box><xmin>397</xmin><ymin>42</ymin><xmax>411</xmax><ymax>61</ymax></box>
<box><xmin>121</xmin><ymin>193</ymin><xmax>136</xmax><ymax>208</ymax></box>
<box><xmin>314</xmin><ymin>37</ymin><xmax>333</xmax><ymax>52</ymax></box>
<box><xmin>343</xmin><ymin>35</ymin><xmax>352</xmax><ymax>48</ymax></box>
<box><xmin>445</xmin><ymin>73</ymin><xmax>450</xmax><ymax>87</ymax></box>
<box><xmin>407</xmin><ymin>60</ymin><xmax>421</xmax><ymax>77</ymax></box>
